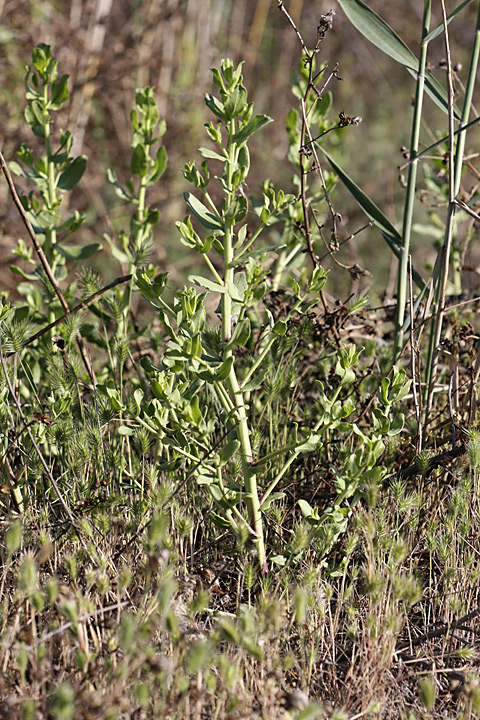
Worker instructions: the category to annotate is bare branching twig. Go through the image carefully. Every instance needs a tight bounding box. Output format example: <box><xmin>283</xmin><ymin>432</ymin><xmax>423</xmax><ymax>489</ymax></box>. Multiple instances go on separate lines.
<box><xmin>0</xmin><ymin>150</ymin><xmax>96</xmax><ymax>384</ymax></box>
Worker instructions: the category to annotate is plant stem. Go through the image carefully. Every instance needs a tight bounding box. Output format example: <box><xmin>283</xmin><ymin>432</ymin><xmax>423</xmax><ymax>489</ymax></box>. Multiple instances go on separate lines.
<box><xmin>241</xmin><ymin>292</ymin><xmax>307</xmax><ymax>389</ymax></box>
<box><xmin>43</xmin><ymin>85</ymin><xmax>58</xmax><ymax>277</ymax></box>
<box><xmin>0</xmin><ymin>152</ymin><xmax>96</xmax><ymax>384</ymax></box>
<box><xmin>453</xmin><ymin>6</ymin><xmax>480</xmax><ymax>197</ymax></box>
<box><xmin>394</xmin><ymin>0</ymin><xmax>431</xmax><ymax>359</ymax></box>
<box><xmin>223</xmin><ymin>121</ymin><xmax>266</xmax><ymax>570</ymax></box>
<box><xmin>423</xmin><ymin>0</ymin><xmax>457</xmax><ymax>425</ymax></box>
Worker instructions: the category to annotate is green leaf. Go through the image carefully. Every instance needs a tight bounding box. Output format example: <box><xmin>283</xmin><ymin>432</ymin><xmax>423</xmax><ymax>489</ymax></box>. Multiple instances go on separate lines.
<box><xmin>388</xmin><ymin>413</ymin><xmax>405</xmax><ymax>437</ymax></box>
<box><xmin>226</xmin><ymin>279</ymin><xmax>243</xmax><ymax>302</ymax></box>
<box><xmin>219</xmin><ymin>440</ymin><xmax>240</xmax><ymax>465</ymax></box>
<box><xmin>315</xmin><ymin>91</ymin><xmax>333</xmax><ymax>118</ymax></box>
<box><xmin>133</xmin><ymin>388</ymin><xmax>143</xmax><ymax>416</ymax></box>
<box><xmin>237</xmin><ymin>144</ymin><xmax>250</xmax><ymax>178</ymax></box>
<box><xmin>104</xmin><ymin>233</ymin><xmax>130</xmax><ymax>263</ymax></box>
<box><xmin>320</xmin><ymin>146</ymin><xmax>401</xmax><ymax>247</ymax></box>
<box><xmin>308</xmin><ymin>266</ymin><xmax>329</xmax><ymax>293</ymax></box>
<box><xmin>50</xmin><ymin>74</ymin><xmax>69</xmax><ymax>108</ymax></box>
<box><xmin>196</xmin><ymin>473</ymin><xmax>215</xmax><ymax>486</ymax></box>
<box><xmin>210</xmin><ymin>511</ymin><xmax>231</xmax><ymax>528</ymax></box>
<box><xmin>337</xmin><ymin>0</ymin><xmax>461</xmax><ymax>119</ymax></box>
<box><xmin>224</xmin><ymin>195</ymin><xmax>247</xmax><ymax>221</ymax></box>
<box><xmin>233</xmin><ymin>114</ymin><xmax>273</xmax><ymax>145</ymax></box>
<box><xmin>260</xmin><ymin>492</ymin><xmax>285</xmax><ymax>510</ymax></box>
<box><xmin>228</xmin><ymin>317</ymin><xmax>251</xmax><ymax>347</ymax></box>
<box><xmin>205</xmin><ymin>93</ymin><xmax>229</xmax><ymax>122</ymax></box>
<box><xmin>55</xmin><ymin>242</ymin><xmax>102</xmax><ymax>260</ymax></box>
<box><xmin>118</xmin><ymin>425</ymin><xmax>135</xmax><ymax>436</ymax></box>
<box><xmin>184</xmin><ymin>192</ymin><xmax>224</xmax><ymax>231</ymax></box>
<box><xmin>32</xmin><ymin>43</ymin><xmax>52</xmax><ymax>77</ymax></box>
<box><xmin>319</xmin><ymin>146</ymin><xmax>425</xmax><ymax>290</ymax></box>
<box><xmin>146</xmin><ymin>208</ymin><xmax>160</xmax><ymax>225</ymax></box>
<box><xmin>8</xmin><ymin>161</ymin><xmax>28</xmax><ymax>179</ymax></box>
<box><xmin>214</xmin><ymin>355</ymin><xmax>234</xmax><ymax>381</ymax></box>
<box><xmin>107</xmin><ymin>168</ymin><xmax>134</xmax><ymax>201</ymax></box>
<box><xmin>224</xmin><ymin>84</ymin><xmax>248</xmax><ymax>117</ymax></box>
<box><xmin>272</xmin><ymin>320</ymin><xmax>287</xmax><ymax>336</ymax></box>
<box><xmin>241</xmin><ymin>369</ymin><xmax>267</xmax><ymax>392</ymax></box>
<box><xmin>298</xmin><ymin>499</ymin><xmax>314</xmax><ymax>518</ymax></box>
<box><xmin>131</xmin><ymin>143</ymin><xmax>148</xmax><ymax>176</ymax></box>
<box><xmin>99</xmin><ymin>385</ymin><xmax>125</xmax><ymax>411</ymax></box>
<box><xmin>425</xmin><ymin>0</ymin><xmax>474</xmax><ymax>43</ymax></box>
<box><xmin>57</xmin><ymin>156</ymin><xmax>87</xmax><ymax>190</ymax></box>
<box><xmin>10</xmin><ymin>265</ymin><xmax>38</xmax><ymax>280</ymax></box>
<box><xmin>25</xmin><ymin>100</ymin><xmax>47</xmax><ymax>128</ymax></box>
<box><xmin>205</xmin><ymin>122</ymin><xmax>223</xmax><ymax>144</ymax></box>
<box><xmin>149</xmin><ymin>145</ymin><xmax>167</xmax><ymax>183</ymax></box>
<box><xmin>135</xmin><ymin>270</ymin><xmax>169</xmax><ymax>308</ymax></box>
<box><xmin>338</xmin><ymin>0</ymin><xmax>415</xmax><ymax>66</ymax></box>
<box><xmin>372</xmin><ymin>408</ymin><xmax>390</xmax><ymax>434</ymax></box>
<box><xmin>296</xmin><ymin>435</ymin><xmax>321</xmax><ymax>452</ymax></box>
<box><xmin>198</xmin><ymin>147</ymin><xmax>227</xmax><ymax>162</ymax></box>
<box><xmin>189</xmin><ymin>274</ymin><xmax>226</xmax><ymax>293</ymax></box>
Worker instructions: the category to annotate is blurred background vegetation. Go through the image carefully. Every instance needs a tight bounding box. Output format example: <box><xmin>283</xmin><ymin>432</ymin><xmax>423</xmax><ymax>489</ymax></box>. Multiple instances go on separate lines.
<box><xmin>1</xmin><ymin>0</ymin><xmax>479</xmax><ymax>298</ymax></box>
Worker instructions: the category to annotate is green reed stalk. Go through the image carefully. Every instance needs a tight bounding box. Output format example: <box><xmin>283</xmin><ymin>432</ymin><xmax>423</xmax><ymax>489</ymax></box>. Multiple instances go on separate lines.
<box><xmin>454</xmin><ymin>5</ymin><xmax>480</xmax><ymax>196</ymax></box>
<box><xmin>394</xmin><ymin>0</ymin><xmax>431</xmax><ymax>359</ymax></box>
<box><xmin>423</xmin><ymin>0</ymin><xmax>457</xmax><ymax>422</ymax></box>
<box><xmin>423</xmin><ymin>3</ymin><xmax>480</xmax><ymax>421</ymax></box>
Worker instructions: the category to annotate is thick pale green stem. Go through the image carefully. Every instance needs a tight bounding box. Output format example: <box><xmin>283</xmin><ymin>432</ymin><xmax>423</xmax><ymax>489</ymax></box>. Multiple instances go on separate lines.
<box><xmin>394</xmin><ymin>0</ymin><xmax>431</xmax><ymax>359</ymax></box>
<box><xmin>222</xmin><ymin>121</ymin><xmax>266</xmax><ymax>570</ymax></box>
<box><xmin>43</xmin><ymin>88</ymin><xmax>59</xmax><ymax>321</ymax></box>
<box><xmin>122</xmin><ymin>175</ymin><xmax>148</xmax><ymax>340</ymax></box>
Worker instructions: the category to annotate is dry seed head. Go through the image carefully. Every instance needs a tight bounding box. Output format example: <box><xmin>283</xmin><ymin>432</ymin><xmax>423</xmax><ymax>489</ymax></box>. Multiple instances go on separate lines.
<box><xmin>338</xmin><ymin>110</ymin><xmax>362</xmax><ymax>127</ymax></box>
<box><xmin>318</xmin><ymin>10</ymin><xmax>336</xmax><ymax>38</ymax></box>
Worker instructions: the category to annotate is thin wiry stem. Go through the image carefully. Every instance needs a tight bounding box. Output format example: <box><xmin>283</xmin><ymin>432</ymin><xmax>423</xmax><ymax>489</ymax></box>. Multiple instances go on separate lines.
<box><xmin>423</xmin><ymin>0</ymin><xmax>457</xmax><ymax>427</ymax></box>
<box><xmin>277</xmin><ymin>0</ymin><xmax>309</xmax><ymax>55</ymax></box>
<box><xmin>0</xmin><ymin>150</ymin><xmax>96</xmax><ymax>384</ymax></box>
<box><xmin>0</xmin><ymin>329</ymin><xmax>84</xmax><ymax>546</ymax></box>
<box><xmin>12</xmin><ymin>274</ymin><xmax>133</xmax><ymax>355</ymax></box>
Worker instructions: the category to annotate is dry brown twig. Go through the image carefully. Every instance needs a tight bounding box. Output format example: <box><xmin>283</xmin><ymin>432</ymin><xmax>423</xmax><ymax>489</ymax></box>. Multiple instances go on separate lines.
<box><xmin>396</xmin><ymin>604</ymin><xmax>480</xmax><ymax>656</ymax></box>
<box><xmin>12</xmin><ymin>273</ymin><xmax>133</xmax><ymax>354</ymax></box>
<box><xmin>0</xmin><ymin>150</ymin><xmax>96</xmax><ymax>384</ymax></box>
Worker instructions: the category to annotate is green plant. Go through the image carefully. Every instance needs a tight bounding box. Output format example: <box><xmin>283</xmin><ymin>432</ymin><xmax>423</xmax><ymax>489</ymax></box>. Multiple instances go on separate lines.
<box><xmin>132</xmin><ymin>59</ymin><xmax>314</xmax><ymax>570</ymax></box>
<box><xmin>6</xmin><ymin>44</ymin><xmax>100</xmax><ymax>381</ymax></box>
<box><xmin>129</xmin><ymin>57</ymin><xmax>403</xmax><ymax>572</ymax></box>
<box><xmin>105</xmin><ymin>86</ymin><xmax>167</xmax><ymax>337</ymax></box>
<box><xmin>1</xmin><ymin>9</ymin><xmax>480</xmax><ymax>718</ymax></box>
